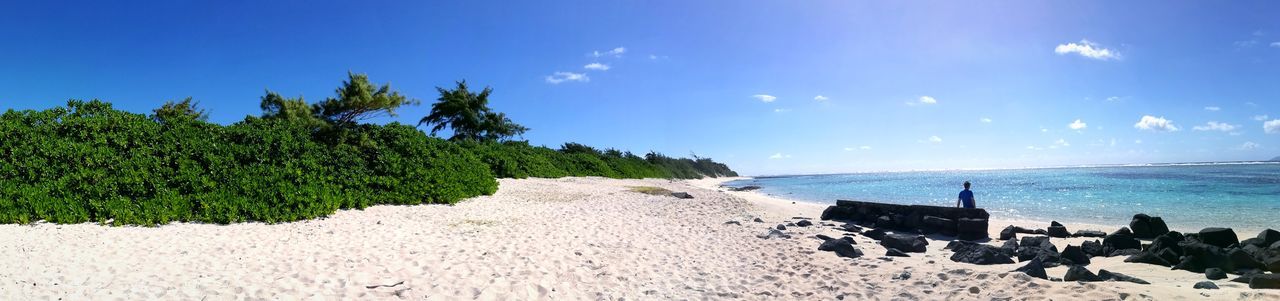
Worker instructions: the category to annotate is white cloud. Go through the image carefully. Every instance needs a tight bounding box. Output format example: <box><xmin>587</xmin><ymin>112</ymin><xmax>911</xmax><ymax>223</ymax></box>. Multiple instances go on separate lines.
<box><xmin>1134</xmin><ymin>139</ymin><xmax>1143</xmax><ymax>144</ymax></box>
<box><xmin>753</xmin><ymin>94</ymin><xmax>777</xmax><ymax>103</ymax></box>
<box><xmin>1238</xmin><ymin>142</ymin><xmax>1260</xmax><ymax>150</ymax></box>
<box><xmin>1026</xmin><ymin>146</ymin><xmax>1043</xmax><ymax>151</ymax></box>
<box><xmin>1255</xmin><ymin>115</ymin><xmax>1270</xmax><ymax>121</ymax></box>
<box><xmin>1110</xmin><ymin>138</ymin><xmax>1117</xmax><ymax>147</ymax></box>
<box><xmin>1054</xmin><ymin>39</ymin><xmax>1120</xmax><ymax>60</ymax></box>
<box><xmin>1272</xmin><ymin>42</ymin><xmax>1280</xmax><ymax>48</ymax></box>
<box><xmin>1041</xmin><ymin>128</ymin><xmax>1049</xmax><ymax>133</ymax></box>
<box><xmin>1192</xmin><ymin>121</ymin><xmax>1238</xmax><ymax>132</ymax></box>
<box><xmin>1204</xmin><ymin>106</ymin><xmax>1221</xmax><ymax>111</ymax></box>
<box><xmin>1052</xmin><ymin>139</ymin><xmax>1070</xmax><ymax>148</ymax></box>
<box><xmin>1106</xmin><ymin>96</ymin><xmax>1123</xmax><ymax>102</ymax></box>
<box><xmin>773</xmin><ymin>108</ymin><xmax>791</xmax><ymax>113</ymax></box>
<box><xmin>814</xmin><ymin>95</ymin><xmax>829</xmax><ymax>101</ymax></box>
<box><xmin>843</xmin><ymin>146</ymin><xmax>872</xmax><ymax>151</ymax></box>
<box><xmin>545</xmin><ymin>72</ymin><xmax>589</xmax><ymax>84</ymax></box>
<box><xmin>583</xmin><ymin>63</ymin><xmax>610</xmax><ymax>71</ymax></box>
<box><xmin>1068</xmin><ymin>119</ymin><xmax>1088</xmax><ymax>130</ymax></box>
<box><xmin>1266</xmin><ymin>119</ymin><xmax>1280</xmax><ymax>134</ymax></box>
<box><xmin>768</xmin><ymin>153</ymin><xmax>791</xmax><ymax>159</ymax></box>
<box><xmin>980</xmin><ymin>118</ymin><xmax>993</xmax><ymax>123</ymax></box>
<box><xmin>907</xmin><ymin>96</ymin><xmax>937</xmax><ymax>106</ymax></box>
<box><xmin>593</xmin><ymin>47</ymin><xmax>626</xmax><ymax>58</ymax></box>
<box><xmin>928</xmin><ymin>136</ymin><xmax>942</xmax><ymax>143</ymax></box>
<box><xmin>860</xmin><ymin>146</ymin><xmax>871</xmax><ymax>150</ymax></box>
<box><xmin>1133</xmin><ymin>115</ymin><xmax>1179</xmax><ymax>132</ymax></box>
<box><xmin>1235</xmin><ymin>40</ymin><xmax>1259</xmax><ymax>48</ymax></box>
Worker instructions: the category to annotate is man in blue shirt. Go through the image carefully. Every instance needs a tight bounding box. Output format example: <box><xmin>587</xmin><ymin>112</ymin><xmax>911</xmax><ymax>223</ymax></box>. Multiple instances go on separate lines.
<box><xmin>957</xmin><ymin>181</ymin><xmax>976</xmax><ymax>209</ymax></box>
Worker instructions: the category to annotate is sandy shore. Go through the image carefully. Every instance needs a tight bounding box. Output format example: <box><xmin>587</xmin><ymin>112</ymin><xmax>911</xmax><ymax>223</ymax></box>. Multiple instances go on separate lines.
<box><xmin>1</xmin><ymin>177</ymin><xmax>1277</xmax><ymax>300</ymax></box>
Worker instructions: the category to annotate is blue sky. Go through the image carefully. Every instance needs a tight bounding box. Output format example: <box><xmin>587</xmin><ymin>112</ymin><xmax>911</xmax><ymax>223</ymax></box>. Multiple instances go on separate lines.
<box><xmin>1</xmin><ymin>1</ymin><xmax>1278</xmax><ymax>175</ymax></box>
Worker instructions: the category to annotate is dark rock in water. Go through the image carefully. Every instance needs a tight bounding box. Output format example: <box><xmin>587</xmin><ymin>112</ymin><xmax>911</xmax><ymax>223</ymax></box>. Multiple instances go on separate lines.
<box><xmin>1199</xmin><ymin>227</ymin><xmax>1240</xmax><ymax>249</ymax></box>
<box><xmin>1082</xmin><ymin>240</ymin><xmax>1104</xmax><ymax>257</ymax></box>
<box><xmin>948</xmin><ymin>241</ymin><xmax>1015</xmax><ymax>265</ymax></box>
<box><xmin>729</xmin><ymin>185</ymin><xmax>761</xmax><ymax>192</ymax></box>
<box><xmin>1205</xmin><ymin>268</ymin><xmax>1227</xmax><ymax>280</ymax></box>
<box><xmin>957</xmin><ymin>218</ymin><xmax>988</xmax><ymax>240</ymax></box>
<box><xmin>840</xmin><ymin>223</ymin><xmax>863</xmax><ymax>232</ymax></box>
<box><xmin>1108</xmin><ymin>248</ymin><xmax>1141</xmax><ymax>257</ymax></box>
<box><xmin>1014</xmin><ymin>258</ymin><xmax>1048</xmax><ymax>279</ymax></box>
<box><xmin>1073</xmin><ymin>230</ymin><xmax>1107</xmax><ymax>238</ymax></box>
<box><xmin>1063</xmin><ymin>265</ymin><xmax>1103</xmax><ymax>282</ymax></box>
<box><xmin>724</xmin><ymin>220</ymin><xmax>741</xmax><ymax>225</ymax></box>
<box><xmin>1125</xmin><ymin>251</ymin><xmax>1171</xmax><ymax>267</ymax></box>
<box><xmin>1103</xmin><ymin>228</ymin><xmax>1141</xmax><ymax>253</ymax></box>
<box><xmin>880</xmin><ymin>233</ymin><xmax>928</xmax><ymax>253</ymax></box>
<box><xmin>796</xmin><ymin>220</ymin><xmax>813</xmax><ymax>227</ymax></box>
<box><xmin>1129</xmin><ymin>214</ymin><xmax>1170</xmax><ymax>239</ymax></box>
<box><xmin>1061</xmin><ymin>245</ymin><xmax>1090</xmax><ymax>266</ymax></box>
<box><xmin>863</xmin><ymin>229</ymin><xmax>886</xmax><ymax>240</ymax></box>
<box><xmin>1098</xmin><ymin>269</ymin><xmax>1150</xmax><ymax>284</ymax></box>
<box><xmin>1251</xmin><ymin>274</ymin><xmax>1280</xmax><ymax>289</ymax></box>
<box><xmin>1047</xmin><ymin>221</ymin><xmax>1070</xmax><ymax>238</ymax></box>
<box><xmin>818</xmin><ymin>237</ymin><xmax>864</xmax><ymax>259</ymax></box>
<box><xmin>999</xmin><ymin>226</ymin><xmax>1018</xmax><ymax>241</ymax></box>
<box><xmin>1229</xmin><ymin>248</ymin><xmax>1263</xmax><ymax>270</ymax></box>
<box><xmin>886</xmin><ymin>248</ymin><xmax>910</xmax><ymax>257</ymax></box>
<box><xmin>670</xmin><ymin>192</ymin><xmax>693</xmax><ymax>199</ymax></box>
<box><xmin>753</xmin><ymin>217</ymin><xmax>764</xmax><ymax>223</ymax></box>
<box><xmin>757</xmin><ymin>229</ymin><xmax>791</xmax><ymax>239</ymax></box>
<box><xmin>776</xmin><ymin>224</ymin><xmax>787</xmax><ymax>231</ymax></box>
<box><xmin>1193</xmin><ymin>281</ymin><xmax>1219</xmax><ymax>290</ymax></box>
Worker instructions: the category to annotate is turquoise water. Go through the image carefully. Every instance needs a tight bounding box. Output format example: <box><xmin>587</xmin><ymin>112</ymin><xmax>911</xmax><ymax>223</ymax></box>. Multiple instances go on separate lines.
<box><xmin>726</xmin><ymin>162</ymin><xmax>1280</xmax><ymax>232</ymax></box>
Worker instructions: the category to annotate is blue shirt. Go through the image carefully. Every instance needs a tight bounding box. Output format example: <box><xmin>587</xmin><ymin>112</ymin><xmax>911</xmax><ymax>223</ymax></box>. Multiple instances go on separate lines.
<box><xmin>958</xmin><ymin>190</ymin><xmax>975</xmax><ymax>208</ymax></box>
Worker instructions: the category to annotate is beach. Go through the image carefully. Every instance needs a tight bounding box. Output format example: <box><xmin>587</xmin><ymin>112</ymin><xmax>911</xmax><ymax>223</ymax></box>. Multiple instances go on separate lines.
<box><xmin>2</xmin><ymin>177</ymin><xmax>1277</xmax><ymax>300</ymax></box>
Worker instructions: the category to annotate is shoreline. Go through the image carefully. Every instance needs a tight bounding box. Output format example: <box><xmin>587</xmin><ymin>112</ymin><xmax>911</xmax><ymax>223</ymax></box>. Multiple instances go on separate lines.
<box><xmin>1</xmin><ymin>176</ymin><xmax>1274</xmax><ymax>300</ymax></box>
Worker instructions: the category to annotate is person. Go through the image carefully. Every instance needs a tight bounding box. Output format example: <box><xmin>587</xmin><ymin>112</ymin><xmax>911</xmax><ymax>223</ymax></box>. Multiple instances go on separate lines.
<box><xmin>956</xmin><ymin>181</ymin><xmax>976</xmax><ymax>209</ymax></box>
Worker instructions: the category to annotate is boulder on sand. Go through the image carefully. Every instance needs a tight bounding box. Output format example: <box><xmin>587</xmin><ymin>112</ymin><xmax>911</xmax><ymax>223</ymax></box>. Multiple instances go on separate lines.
<box><xmin>1130</xmin><ymin>214</ymin><xmax>1170</xmax><ymax>239</ymax></box>
<box><xmin>1018</xmin><ymin>236</ymin><xmax>1061</xmax><ymax>266</ymax></box>
<box><xmin>922</xmin><ymin>216</ymin><xmax>954</xmax><ymax>235</ymax></box>
<box><xmin>1063</xmin><ymin>265</ymin><xmax>1104</xmax><ymax>282</ymax></box>
<box><xmin>1193</xmin><ymin>281</ymin><xmax>1219</xmax><ymax>290</ymax></box>
<box><xmin>1103</xmin><ymin>227</ymin><xmax>1141</xmax><ymax>255</ymax></box>
<box><xmin>1199</xmin><ymin>227</ymin><xmax>1240</xmax><ymax>249</ymax></box>
<box><xmin>886</xmin><ymin>248</ymin><xmax>910</xmax><ymax>257</ymax></box>
<box><xmin>1081</xmin><ymin>240</ymin><xmax>1104</xmax><ymax>257</ymax></box>
<box><xmin>1061</xmin><ymin>245</ymin><xmax>1090</xmax><ymax>266</ymax></box>
<box><xmin>864</xmin><ymin>228</ymin><xmax>886</xmax><ymax>240</ymax></box>
<box><xmin>1073</xmin><ymin>230</ymin><xmax>1107</xmax><ymax>238</ymax></box>
<box><xmin>671</xmin><ymin>192</ymin><xmax>693</xmax><ymax>199</ymax></box>
<box><xmin>1098</xmin><ymin>269</ymin><xmax>1150</xmax><ymax>285</ymax></box>
<box><xmin>818</xmin><ymin>237</ymin><xmax>863</xmax><ymax>259</ymax></box>
<box><xmin>1205</xmin><ymin>268</ymin><xmax>1227</xmax><ymax>280</ymax></box>
<box><xmin>947</xmin><ymin>241</ymin><xmax>1015</xmax><ymax>265</ymax></box>
<box><xmin>1047</xmin><ymin>221</ymin><xmax>1070</xmax><ymax>238</ymax></box>
<box><xmin>1250</xmin><ymin>274</ymin><xmax>1280</xmax><ymax>289</ymax></box>
<box><xmin>880</xmin><ymin>233</ymin><xmax>928</xmax><ymax>253</ymax></box>
<box><xmin>957</xmin><ymin>218</ymin><xmax>988</xmax><ymax>240</ymax></box>
<box><xmin>1013</xmin><ymin>258</ymin><xmax>1048</xmax><ymax>279</ymax></box>
<box><xmin>795</xmin><ymin>220</ymin><xmax>813</xmax><ymax>227</ymax></box>
<box><xmin>1125</xmin><ymin>251</ymin><xmax>1171</xmax><ymax>267</ymax></box>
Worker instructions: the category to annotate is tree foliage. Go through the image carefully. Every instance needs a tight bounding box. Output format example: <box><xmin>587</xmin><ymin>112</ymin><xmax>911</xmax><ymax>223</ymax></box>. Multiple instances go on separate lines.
<box><xmin>311</xmin><ymin>72</ymin><xmax>419</xmax><ymax>126</ymax></box>
<box><xmin>152</xmin><ymin>97</ymin><xmax>208</xmax><ymax>123</ymax></box>
<box><xmin>419</xmin><ymin>81</ymin><xmax>528</xmax><ymax>141</ymax></box>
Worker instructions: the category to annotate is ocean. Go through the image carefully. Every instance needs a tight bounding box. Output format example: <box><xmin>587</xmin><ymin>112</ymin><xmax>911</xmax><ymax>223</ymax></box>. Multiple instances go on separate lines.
<box><xmin>725</xmin><ymin>162</ymin><xmax>1280</xmax><ymax>233</ymax></box>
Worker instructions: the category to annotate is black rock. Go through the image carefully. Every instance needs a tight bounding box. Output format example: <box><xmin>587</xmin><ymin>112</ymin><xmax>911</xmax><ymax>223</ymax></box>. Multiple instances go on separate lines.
<box><xmin>1180</xmin><ymin>241</ymin><xmax>1233</xmax><ymax>273</ymax></box>
<box><xmin>1124</xmin><ymin>251</ymin><xmax>1171</xmax><ymax>267</ymax></box>
<box><xmin>1063</xmin><ymin>265</ymin><xmax>1103</xmax><ymax>282</ymax></box>
<box><xmin>670</xmin><ymin>192</ymin><xmax>693</xmax><ymax>199</ymax></box>
<box><xmin>880</xmin><ymin>233</ymin><xmax>928</xmax><ymax>253</ymax></box>
<box><xmin>1014</xmin><ymin>258</ymin><xmax>1048</xmax><ymax>279</ymax></box>
<box><xmin>1103</xmin><ymin>228</ymin><xmax>1141</xmax><ymax>253</ymax></box>
<box><xmin>1229</xmin><ymin>248</ymin><xmax>1263</xmax><ymax>270</ymax></box>
<box><xmin>864</xmin><ymin>229</ymin><xmax>886</xmax><ymax>240</ymax></box>
<box><xmin>796</xmin><ymin>220</ymin><xmax>813</xmax><ymax>227</ymax></box>
<box><xmin>875</xmin><ymin>216</ymin><xmax>894</xmax><ymax>228</ymax></box>
<box><xmin>1098</xmin><ymin>269</ymin><xmax>1150</xmax><ymax>285</ymax></box>
<box><xmin>957</xmin><ymin>218</ymin><xmax>988</xmax><ymax>240</ymax></box>
<box><xmin>1033</xmin><ymin>229</ymin><xmax>1048</xmax><ymax>235</ymax></box>
<box><xmin>1129</xmin><ymin>214</ymin><xmax>1170</xmax><ymax>239</ymax></box>
<box><xmin>1073</xmin><ymin>230</ymin><xmax>1107</xmax><ymax>238</ymax></box>
<box><xmin>886</xmin><ymin>248</ymin><xmax>910</xmax><ymax>257</ymax></box>
<box><xmin>776</xmin><ymin>224</ymin><xmax>787</xmax><ymax>230</ymax></box>
<box><xmin>729</xmin><ymin>185</ymin><xmax>761</xmax><ymax>192</ymax></box>
<box><xmin>1199</xmin><ymin>227</ymin><xmax>1239</xmax><ymax>249</ymax></box>
<box><xmin>753</xmin><ymin>217</ymin><xmax>764</xmax><ymax>223</ymax></box>
<box><xmin>1061</xmin><ymin>245</ymin><xmax>1090</xmax><ymax>266</ymax></box>
<box><xmin>1081</xmin><ymin>240</ymin><xmax>1104</xmax><ymax>257</ymax></box>
<box><xmin>815</xmin><ymin>234</ymin><xmax>836</xmax><ymax>241</ymax></box>
<box><xmin>948</xmin><ymin>241</ymin><xmax>1015</xmax><ymax>265</ymax></box>
<box><xmin>840</xmin><ymin>223</ymin><xmax>862</xmax><ymax>232</ymax></box>
<box><xmin>1193</xmin><ymin>281</ymin><xmax>1219</xmax><ymax>290</ymax></box>
<box><xmin>1147</xmin><ymin>231</ymin><xmax>1185</xmax><ymax>256</ymax></box>
<box><xmin>1017</xmin><ymin>237</ymin><xmax>1062</xmax><ymax>266</ymax></box>
<box><xmin>1000</xmin><ymin>225</ymin><xmax>1018</xmax><ymax>241</ymax></box>
<box><xmin>818</xmin><ymin>237</ymin><xmax>864</xmax><ymax>259</ymax></box>
<box><xmin>922</xmin><ymin>216</ymin><xmax>954</xmax><ymax>234</ymax></box>
<box><xmin>1254</xmin><ymin>229</ymin><xmax>1280</xmax><ymax>247</ymax></box>
<box><xmin>1273</xmin><ymin>240</ymin><xmax>1280</xmax><ymax>251</ymax></box>
<box><xmin>1020</xmin><ymin>236</ymin><xmax>1056</xmax><ymax>251</ymax></box>
<box><xmin>1108</xmin><ymin>248</ymin><xmax>1141</xmax><ymax>257</ymax></box>
<box><xmin>1266</xmin><ymin>256</ymin><xmax>1280</xmax><ymax>273</ymax></box>
<box><xmin>724</xmin><ymin>220</ymin><xmax>741</xmax><ymax>225</ymax></box>
<box><xmin>757</xmin><ymin>229</ymin><xmax>791</xmax><ymax>239</ymax></box>
<box><xmin>1251</xmin><ymin>274</ymin><xmax>1280</xmax><ymax>289</ymax></box>
<box><xmin>1231</xmin><ymin>270</ymin><xmax>1264</xmax><ymax>284</ymax></box>
<box><xmin>1047</xmin><ymin>221</ymin><xmax>1070</xmax><ymax>238</ymax></box>
<box><xmin>1205</xmin><ymin>268</ymin><xmax>1227</xmax><ymax>280</ymax></box>
<box><xmin>1000</xmin><ymin>239</ymin><xmax>1019</xmax><ymax>257</ymax></box>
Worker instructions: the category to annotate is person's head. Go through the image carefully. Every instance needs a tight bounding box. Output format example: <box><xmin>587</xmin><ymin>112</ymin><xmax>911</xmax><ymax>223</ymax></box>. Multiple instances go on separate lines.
<box><xmin>963</xmin><ymin>181</ymin><xmax>971</xmax><ymax>189</ymax></box>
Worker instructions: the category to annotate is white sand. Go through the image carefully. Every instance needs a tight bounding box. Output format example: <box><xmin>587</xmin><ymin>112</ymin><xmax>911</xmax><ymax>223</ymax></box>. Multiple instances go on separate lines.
<box><xmin>1</xmin><ymin>177</ymin><xmax>1277</xmax><ymax>300</ymax></box>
